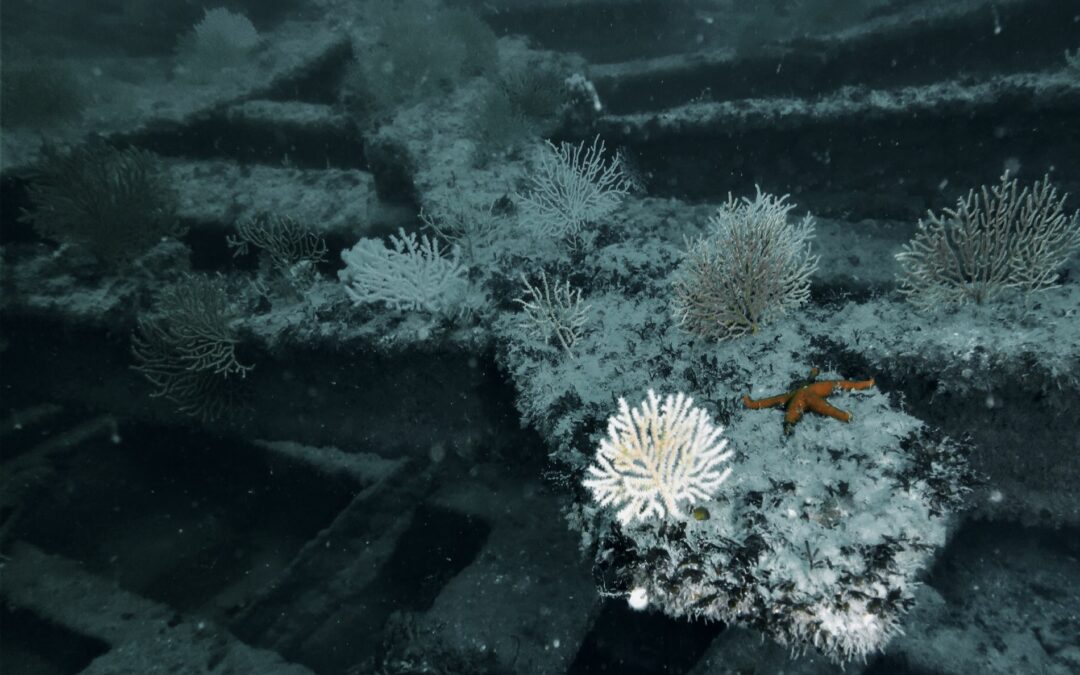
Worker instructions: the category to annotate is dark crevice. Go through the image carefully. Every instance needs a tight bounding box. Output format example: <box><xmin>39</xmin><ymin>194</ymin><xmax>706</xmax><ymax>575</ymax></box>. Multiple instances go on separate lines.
<box><xmin>482</xmin><ymin>0</ymin><xmax>694</xmax><ymax>64</ymax></box>
<box><xmin>259</xmin><ymin>39</ymin><xmax>355</xmax><ymax>105</ymax></box>
<box><xmin>0</xmin><ymin>402</ymin><xmax>98</xmax><ymax>465</ymax></box>
<box><xmin>186</xmin><ymin>222</ymin><xmax>242</xmax><ymax>272</ymax></box>
<box><xmin>863</xmin><ymin>653</ymin><xmax>938</xmax><ymax>675</ymax></box>
<box><xmin>611</xmin><ymin>102</ymin><xmax>1079</xmax><ymax>220</ymax></box>
<box><xmin>810</xmin><ymin>280</ymin><xmax>883</xmax><ymax>307</ymax></box>
<box><xmin>234</xmin><ymin>0</ymin><xmax>312</xmax><ymax>31</ymax></box>
<box><xmin>279</xmin><ymin>504</ymin><xmax>491</xmax><ymax>675</ymax></box>
<box><xmin>598</xmin><ymin>0</ymin><xmax>1077</xmax><ymax>114</ymax></box>
<box><xmin>814</xmin><ymin>341</ymin><xmax>1080</xmax><ymax>528</ymax></box>
<box><xmin>569</xmin><ymin>600</ymin><xmax>723</xmax><ymax>674</ymax></box>
<box><xmin>894</xmin><ymin>368</ymin><xmax>1077</xmax><ymax>504</ymax></box>
<box><xmin>806</xmin><ymin>335</ymin><xmax>880</xmax><ymax>389</ymax></box>
<box><xmin>864</xmin><ymin>522</ymin><xmax>1080</xmax><ymax>674</ymax></box>
<box><xmin>10</xmin><ymin>420</ymin><xmax>356</xmax><ymax>617</ymax></box>
<box><xmin>0</xmin><ymin>174</ymin><xmax>34</xmax><ymax>245</ymax></box>
<box><xmin>0</xmin><ymin>605</ymin><xmax>110</xmax><ymax>675</ymax></box>
<box><xmin>118</xmin><ymin>111</ymin><xmax>366</xmax><ymax>171</ymax></box>
<box><xmin>928</xmin><ymin>519</ymin><xmax>1080</xmax><ymax>595</ymax></box>
<box><xmin>380</xmin><ymin>505</ymin><xmax>491</xmax><ymax>612</ymax></box>
<box><xmin>363</xmin><ymin>135</ymin><xmax>421</xmax><ymax>205</ymax></box>
<box><xmin>0</xmin><ymin>313</ymin><xmax>519</xmax><ymax>466</ymax></box>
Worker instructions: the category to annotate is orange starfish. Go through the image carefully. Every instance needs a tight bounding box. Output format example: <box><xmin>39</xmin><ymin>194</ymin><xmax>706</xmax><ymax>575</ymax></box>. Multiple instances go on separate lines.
<box><xmin>743</xmin><ymin>367</ymin><xmax>875</xmax><ymax>435</ymax></box>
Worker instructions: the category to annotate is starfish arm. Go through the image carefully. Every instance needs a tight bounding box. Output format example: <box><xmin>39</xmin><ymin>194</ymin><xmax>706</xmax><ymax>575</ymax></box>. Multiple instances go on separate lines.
<box><xmin>805</xmin><ymin>395</ymin><xmax>853</xmax><ymax>422</ymax></box>
<box><xmin>786</xmin><ymin>393</ymin><xmax>812</xmax><ymax>423</ymax></box>
<box><xmin>833</xmin><ymin>377</ymin><xmax>875</xmax><ymax>392</ymax></box>
<box><xmin>804</xmin><ymin>381</ymin><xmax>838</xmax><ymax>397</ymax></box>
<box><xmin>743</xmin><ymin>392</ymin><xmax>793</xmax><ymax>409</ymax></box>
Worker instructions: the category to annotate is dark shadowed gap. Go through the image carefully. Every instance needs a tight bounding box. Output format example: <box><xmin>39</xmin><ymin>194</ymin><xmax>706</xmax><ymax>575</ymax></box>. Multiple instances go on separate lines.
<box><xmin>597</xmin><ymin>0</ymin><xmax>1077</xmax><ymax>114</ymax></box>
<box><xmin>569</xmin><ymin>600</ymin><xmax>724</xmax><ymax>674</ymax></box>
<box><xmin>284</xmin><ymin>505</ymin><xmax>491</xmax><ymax>675</ymax></box>
<box><xmin>0</xmin><ymin>605</ymin><xmax>110</xmax><ymax>675</ymax></box>
<box><xmin>480</xmin><ymin>0</ymin><xmax>693</xmax><ymax>64</ymax></box>
<box><xmin>119</xmin><ymin>113</ymin><xmax>366</xmax><ymax>171</ymax></box>
<box><xmin>10</xmin><ymin>421</ymin><xmax>357</xmax><ymax>618</ymax></box>
<box><xmin>0</xmin><ymin>175</ymin><xmax>34</xmax><ymax>245</ymax></box>
<box><xmin>612</xmin><ymin>104</ymin><xmax>1078</xmax><ymax>220</ymax></box>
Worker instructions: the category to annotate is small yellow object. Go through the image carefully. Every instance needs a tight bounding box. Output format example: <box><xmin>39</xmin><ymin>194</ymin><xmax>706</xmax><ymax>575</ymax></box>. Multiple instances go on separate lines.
<box><xmin>691</xmin><ymin>506</ymin><xmax>710</xmax><ymax>521</ymax></box>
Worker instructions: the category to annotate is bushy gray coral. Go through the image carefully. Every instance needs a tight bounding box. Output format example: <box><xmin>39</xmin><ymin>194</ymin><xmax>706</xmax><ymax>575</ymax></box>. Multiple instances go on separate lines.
<box><xmin>896</xmin><ymin>173</ymin><xmax>1080</xmax><ymax>308</ymax></box>
<box><xmin>175</xmin><ymin>7</ymin><xmax>260</xmax><ymax>80</ymax></box>
<box><xmin>227</xmin><ymin>214</ymin><xmax>328</xmax><ymax>297</ymax></box>
<box><xmin>21</xmin><ymin>142</ymin><xmax>183</xmax><ymax>265</ymax></box>
<box><xmin>672</xmin><ymin>188</ymin><xmax>818</xmax><ymax>340</ymax></box>
<box><xmin>132</xmin><ymin>274</ymin><xmax>252</xmax><ymax>421</ymax></box>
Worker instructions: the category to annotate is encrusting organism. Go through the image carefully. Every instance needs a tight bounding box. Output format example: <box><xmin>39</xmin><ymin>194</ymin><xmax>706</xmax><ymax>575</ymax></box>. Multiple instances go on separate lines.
<box><xmin>743</xmin><ymin>367</ymin><xmax>875</xmax><ymax>435</ymax></box>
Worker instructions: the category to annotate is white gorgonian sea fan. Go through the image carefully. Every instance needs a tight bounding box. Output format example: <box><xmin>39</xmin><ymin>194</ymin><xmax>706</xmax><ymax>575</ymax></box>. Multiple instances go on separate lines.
<box><xmin>583</xmin><ymin>390</ymin><xmax>733</xmax><ymax>525</ymax></box>
<box><xmin>514</xmin><ymin>271</ymin><xmax>591</xmax><ymax>357</ymax></box>
<box><xmin>517</xmin><ymin>135</ymin><xmax>632</xmax><ymax>237</ymax></box>
<box><xmin>339</xmin><ymin>228</ymin><xmax>466</xmax><ymax>314</ymax></box>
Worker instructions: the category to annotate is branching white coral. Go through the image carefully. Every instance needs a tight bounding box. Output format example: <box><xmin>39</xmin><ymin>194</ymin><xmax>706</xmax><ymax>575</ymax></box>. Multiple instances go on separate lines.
<box><xmin>339</xmin><ymin>228</ymin><xmax>466</xmax><ymax>314</ymax></box>
<box><xmin>583</xmin><ymin>390</ymin><xmax>733</xmax><ymax>524</ymax></box>
<box><xmin>517</xmin><ymin>135</ymin><xmax>632</xmax><ymax>237</ymax></box>
<box><xmin>514</xmin><ymin>271</ymin><xmax>590</xmax><ymax>357</ymax></box>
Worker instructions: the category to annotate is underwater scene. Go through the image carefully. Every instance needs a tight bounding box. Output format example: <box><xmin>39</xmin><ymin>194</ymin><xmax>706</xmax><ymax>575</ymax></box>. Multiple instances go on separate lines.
<box><xmin>1</xmin><ymin>1</ymin><xmax>1078</xmax><ymax>673</ymax></box>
